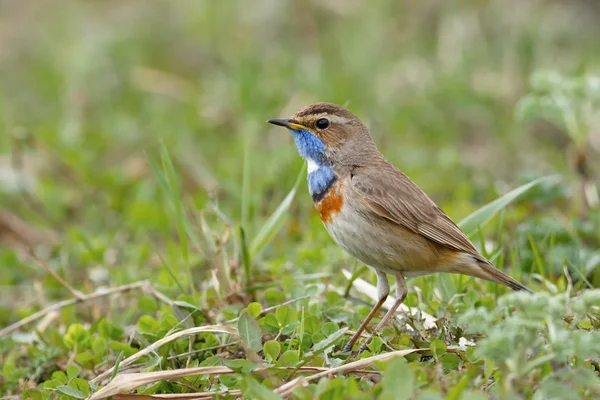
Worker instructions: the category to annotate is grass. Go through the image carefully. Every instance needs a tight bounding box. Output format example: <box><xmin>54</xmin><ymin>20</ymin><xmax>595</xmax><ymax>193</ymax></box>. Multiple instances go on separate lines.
<box><xmin>1</xmin><ymin>1</ymin><xmax>600</xmax><ymax>399</ymax></box>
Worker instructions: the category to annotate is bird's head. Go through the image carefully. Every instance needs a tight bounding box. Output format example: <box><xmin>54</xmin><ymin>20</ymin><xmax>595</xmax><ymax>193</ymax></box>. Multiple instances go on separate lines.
<box><xmin>268</xmin><ymin>102</ymin><xmax>376</xmax><ymax>171</ymax></box>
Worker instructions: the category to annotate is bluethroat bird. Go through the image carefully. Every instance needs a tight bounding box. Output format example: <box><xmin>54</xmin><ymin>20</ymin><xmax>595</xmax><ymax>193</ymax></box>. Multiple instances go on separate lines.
<box><xmin>268</xmin><ymin>102</ymin><xmax>532</xmax><ymax>353</ymax></box>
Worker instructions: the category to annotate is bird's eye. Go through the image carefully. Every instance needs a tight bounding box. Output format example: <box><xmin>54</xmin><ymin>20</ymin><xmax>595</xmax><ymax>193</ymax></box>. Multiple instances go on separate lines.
<box><xmin>316</xmin><ymin>118</ymin><xmax>330</xmax><ymax>130</ymax></box>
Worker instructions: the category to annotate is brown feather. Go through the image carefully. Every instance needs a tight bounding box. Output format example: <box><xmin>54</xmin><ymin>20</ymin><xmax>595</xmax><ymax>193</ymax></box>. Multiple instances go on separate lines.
<box><xmin>350</xmin><ymin>157</ymin><xmax>532</xmax><ymax>292</ymax></box>
<box><xmin>350</xmin><ymin>158</ymin><xmax>483</xmax><ymax>260</ymax></box>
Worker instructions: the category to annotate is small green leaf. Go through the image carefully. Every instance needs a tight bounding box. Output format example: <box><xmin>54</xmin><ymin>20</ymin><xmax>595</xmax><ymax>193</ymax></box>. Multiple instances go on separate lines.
<box><xmin>56</xmin><ymin>385</ymin><xmax>85</xmax><ymax>399</ymax></box>
<box><xmin>92</xmin><ymin>337</ymin><xmax>108</xmax><ymax>356</ymax></box>
<box><xmin>42</xmin><ymin>379</ymin><xmax>60</xmax><ymax>390</ymax></box>
<box><xmin>242</xmin><ymin>376</ymin><xmax>283</xmax><ymax>400</ymax></box>
<box><xmin>66</xmin><ymin>365</ymin><xmax>79</xmax><ymax>380</ymax></box>
<box><xmin>220</xmin><ymin>374</ymin><xmax>239</xmax><ymax>388</ymax></box>
<box><xmin>109</xmin><ymin>341</ymin><xmax>136</xmax><ymax>357</ymax></box>
<box><xmin>23</xmin><ymin>389</ymin><xmax>42</xmax><ymax>400</ymax></box>
<box><xmin>247</xmin><ymin>302</ymin><xmax>262</xmax><ymax>318</ymax></box>
<box><xmin>380</xmin><ymin>357</ymin><xmax>414</xmax><ymax>400</ymax></box>
<box><xmin>238</xmin><ymin>311</ymin><xmax>263</xmax><ymax>352</ymax></box>
<box><xmin>75</xmin><ymin>352</ymin><xmax>95</xmax><ymax>368</ymax></box>
<box><xmin>173</xmin><ymin>300</ymin><xmax>199</xmax><ymax>310</ymax></box>
<box><xmin>98</xmin><ymin>320</ymin><xmax>124</xmax><ymax>340</ymax></box>
<box><xmin>441</xmin><ymin>353</ymin><xmax>461</xmax><ymax>370</ymax></box>
<box><xmin>276</xmin><ymin>306</ymin><xmax>297</xmax><ymax>327</ymax></box>
<box><xmin>159</xmin><ymin>313</ymin><xmax>180</xmax><ymax>331</ymax></box>
<box><xmin>261</xmin><ymin>314</ymin><xmax>280</xmax><ymax>330</ymax></box>
<box><xmin>63</xmin><ymin>324</ymin><xmax>90</xmax><ymax>350</ymax></box>
<box><xmin>51</xmin><ymin>371</ymin><xmax>68</xmax><ymax>384</ymax></box>
<box><xmin>430</xmin><ymin>340</ymin><xmax>447</xmax><ymax>361</ymax></box>
<box><xmin>263</xmin><ymin>340</ymin><xmax>281</xmax><ymax>362</ymax></box>
<box><xmin>368</xmin><ymin>336</ymin><xmax>383</xmax><ymax>353</ymax></box>
<box><xmin>460</xmin><ymin>390</ymin><xmax>488</xmax><ymax>400</ymax></box>
<box><xmin>277</xmin><ymin>350</ymin><xmax>299</xmax><ymax>366</ymax></box>
<box><xmin>200</xmin><ymin>355</ymin><xmax>222</xmax><ymax>367</ymax></box>
<box><xmin>319</xmin><ymin>322</ymin><xmax>339</xmax><ymax>338</ymax></box>
<box><xmin>69</xmin><ymin>378</ymin><xmax>90</xmax><ymax>397</ymax></box>
<box><xmin>137</xmin><ymin>315</ymin><xmax>160</xmax><ymax>334</ymax></box>
<box><xmin>312</xmin><ymin>327</ymin><xmax>348</xmax><ymax>354</ymax></box>
<box><xmin>224</xmin><ymin>359</ymin><xmax>258</xmax><ymax>374</ymax></box>
<box><xmin>264</xmin><ymin>289</ymin><xmax>285</xmax><ymax>306</ymax></box>
<box><xmin>303</xmin><ymin>315</ymin><xmax>320</xmax><ymax>334</ymax></box>
<box><xmin>138</xmin><ymin>296</ymin><xmax>158</xmax><ymax>314</ymax></box>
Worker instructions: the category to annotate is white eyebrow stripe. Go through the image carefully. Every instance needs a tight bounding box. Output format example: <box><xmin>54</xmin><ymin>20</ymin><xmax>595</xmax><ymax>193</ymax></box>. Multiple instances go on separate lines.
<box><xmin>328</xmin><ymin>115</ymin><xmax>351</xmax><ymax>124</ymax></box>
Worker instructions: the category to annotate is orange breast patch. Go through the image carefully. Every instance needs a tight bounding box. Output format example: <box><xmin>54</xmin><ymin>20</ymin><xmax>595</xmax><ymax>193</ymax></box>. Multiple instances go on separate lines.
<box><xmin>315</xmin><ymin>181</ymin><xmax>344</xmax><ymax>223</ymax></box>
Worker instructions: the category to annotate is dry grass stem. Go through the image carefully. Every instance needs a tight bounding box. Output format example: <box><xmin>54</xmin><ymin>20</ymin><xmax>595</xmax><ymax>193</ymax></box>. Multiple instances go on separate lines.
<box><xmin>0</xmin><ymin>280</ymin><xmax>151</xmax><ymax>336</ymax></box>
<box><xmin>275</xmin><ymin>348</ymin><xmax>425</xmax><ymax>396</ymax></box>
<box><xmin>90</xmin><ymin>364</ymin><xmax>381</xmax><ymax>400</ymax></box>
<box><xmin>91</xmin><ymin>325</ymin><xmax>239</xmax><ymax>385</ymax></box>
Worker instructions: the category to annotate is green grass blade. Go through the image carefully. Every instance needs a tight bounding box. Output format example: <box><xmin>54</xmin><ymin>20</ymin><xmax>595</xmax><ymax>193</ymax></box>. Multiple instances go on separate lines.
<box><xmin>250</xmin><ymin>163</ymin><xmax>306</xmax><ymax>256</ymax></box>
<box><xmin>147</xmin><ymin>143</ymin><xmax>195</xmax><ymax>294</ymax></box>
<box><xmin>528</xmin><ymin>233</ymin><xmax>547</xmax><ymax>279</ymax></box>
<box><xmin>239</xmin><ymin>226</ymin><xmax>252</xmax><ymax>289</ymax></box>
<box><xmin>158</xmin><ymin>143</ymin><xmax>190</xmax><ymax>266</ymax></box>
<box><xmin>567</xmin><ymin>260</ymin><xmax>594</xmax><ymax>289</ymax></box>
<box><xmin>158</xmin><ymin>253</ymin><xmax>186</xmax><ymax>294</ymax></box>
<box><xmin>458</xmin><ymin>175</ymin><xmax>561</xmax><ymax>234</ymax></box>
<box><xmin>110</xmin><ymin>351</ymin><xmax>125</xmax><ymax>382</ymax></box>
<box><xmin>241</xmin><ymin>132</ymin><xmax>252</xmax><ymax>231</ymax></box>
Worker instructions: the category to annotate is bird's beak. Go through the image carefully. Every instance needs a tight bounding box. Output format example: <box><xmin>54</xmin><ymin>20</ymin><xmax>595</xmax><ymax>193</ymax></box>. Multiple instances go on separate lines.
<box><xmin>267</xmin><ymin>118</ymin><xmax>306</xmax><ymax>131</ymax></box>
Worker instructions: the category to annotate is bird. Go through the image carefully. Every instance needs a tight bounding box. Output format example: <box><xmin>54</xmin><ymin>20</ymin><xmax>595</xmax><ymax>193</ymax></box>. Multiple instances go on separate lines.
<box><xmin>267</xmin><ymin>102</ymin><xmax>532</xmax><ymax>353</ymax></box>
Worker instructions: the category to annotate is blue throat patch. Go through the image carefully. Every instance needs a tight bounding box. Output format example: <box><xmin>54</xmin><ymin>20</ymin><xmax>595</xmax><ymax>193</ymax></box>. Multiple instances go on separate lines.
<box><xmin>289</xmin><ymin>128</ymin><xmax>336</xmax><ymax>202</ymax></box>
<box><xmin>308</xmin><ymin>167</ymin><xmax>336</xmax><ymax>202</ymax></box>
<box><xmin>290</xmin><ymin>128</ymin><xmax>326</xmax><ymax>161</ymax></box>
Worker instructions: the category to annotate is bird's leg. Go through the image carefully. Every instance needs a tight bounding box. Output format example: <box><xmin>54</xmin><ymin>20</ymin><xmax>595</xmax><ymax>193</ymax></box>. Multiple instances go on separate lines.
<box><xmin>358</xmin><ymin>272</ymin><xmax>407</xmax><ymax>353</ymax></box>
<box><xmin>342</xmin><ymin>270</ymin><xmax>389</xmax><ymax>353</ymax></box>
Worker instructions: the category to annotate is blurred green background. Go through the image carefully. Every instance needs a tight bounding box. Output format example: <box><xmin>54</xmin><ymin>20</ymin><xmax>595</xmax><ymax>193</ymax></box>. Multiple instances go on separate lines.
<box><xmin>2</xmin><ymin>0</ymin><xmax>600</xmax><ymax>397</ymax></box>
<box><xmin>2</xmin><ymin>0</ymin><xmax>600</xmax><ymax>313</ymax></box>
<box><xmin>1</xmin><ymin>0</ymin><xmax>600</xmax><ymax>380</ymax></box>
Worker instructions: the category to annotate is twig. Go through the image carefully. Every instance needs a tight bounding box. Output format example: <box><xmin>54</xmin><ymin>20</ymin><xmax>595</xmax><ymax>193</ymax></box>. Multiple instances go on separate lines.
<box><xmin>31</xmin><ymin>256</ymin><xmax>85</xmax><ymax>300</ymax></box>
<box><xmin>275</xmin><ymin>348</ymin><xmax>426</xmax><ymax>396</ymax></box>
<box><xmin>91</xmin><ymin>325</ymin><xmax>239</xmax><ymax>385</ymax></box>
<box><xmin>144</xmin><ymin>283</ymin><xmax>175</xmax><ymax>307</ymax></box>
<box><xmin>0</xmin><ymin>280</ymin><xmax>150</xmax><ymax>336</ymax></box>
<box><xmin>113</xmin><ymin>391</ymin><xmax>242</xmax><ymax>400</ymax></box>
<box><xmin>35</xmin><ymin>310</ymin><xmax>60</xmax><ymax>333</ymax></box>
<box><xmin>90</xmin><ymin>365</ymin><xmax>380</xmax><ymax>400</ymax></box>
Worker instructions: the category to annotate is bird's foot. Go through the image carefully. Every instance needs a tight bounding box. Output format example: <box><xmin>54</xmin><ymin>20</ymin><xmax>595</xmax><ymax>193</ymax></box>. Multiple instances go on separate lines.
<box><xmin>358</xmin><ymin>343</ymin><xmax>369</xmax><ymax>354</ymax></box>
<box><xmin>341</xmin><ymin>343</ymin><xmax>354</xmax><ymax>354</ymax></box>
<box><xmin>356</xmin><ymin>334</ymin><xmax>376</xmax><ymax>354</ymax></box>
<box><xmin>341</xmin><ymin>338</ymin><xmax>372</xmax><ymax>355</ymax></box>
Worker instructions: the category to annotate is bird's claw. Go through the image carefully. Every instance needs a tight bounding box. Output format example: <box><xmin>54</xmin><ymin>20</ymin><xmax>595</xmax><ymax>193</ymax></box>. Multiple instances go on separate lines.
<box><xmin>341</xmin><ymin>343</ymin><xmax>354</xmax><ymax>354</ymax></box>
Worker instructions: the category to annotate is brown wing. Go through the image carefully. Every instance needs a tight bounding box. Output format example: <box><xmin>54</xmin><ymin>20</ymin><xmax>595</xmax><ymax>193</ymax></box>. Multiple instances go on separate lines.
<box><xmin>350</xmin><ymin>161</ymin><xmax>486</xmax><ymax>263</ymax></box>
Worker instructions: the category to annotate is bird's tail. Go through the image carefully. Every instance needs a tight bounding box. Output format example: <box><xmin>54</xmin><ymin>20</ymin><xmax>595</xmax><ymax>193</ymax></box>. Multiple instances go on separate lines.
<box><xmin>476</xmin><ymin>259</ymin><xmax>533</xmax><ymax>294</ymax></box>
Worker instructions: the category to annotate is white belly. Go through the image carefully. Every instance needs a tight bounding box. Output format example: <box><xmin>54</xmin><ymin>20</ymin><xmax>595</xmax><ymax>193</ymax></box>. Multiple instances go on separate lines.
<box><xmin>323</xmin><ymin>201</ymin><xmax>442</xmax><ymax>277</ymax></box>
